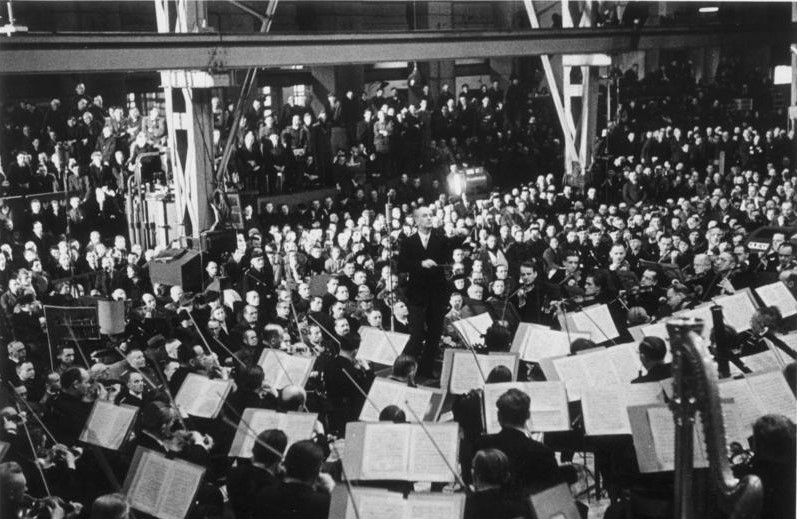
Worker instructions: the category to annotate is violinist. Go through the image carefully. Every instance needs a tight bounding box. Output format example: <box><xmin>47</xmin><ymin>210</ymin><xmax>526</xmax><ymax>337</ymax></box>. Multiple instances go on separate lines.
<box><xmin>511</xmin><ymin>260</ymin><xmax>554</xmax><ymax>326</ymax></box>
<box><xmin>735</xmin><ymin>306</ymin><xmax>797</xmax><ymax>360</ymax></box>
<box><xmin>322</xmin><ymin>334</ymin><xmax>374</xmax><ymax>436</ymax></box>
<box><xmin>46</xmin><ymin>368</ymin><xmax>92</xmax><ymax>446</ymax></box>
<box><xmin>0</xmin><ymin>461</ymin><xmax>82</xmax><ymax>519</ymax></box>
<box><xmin>654</xmin><ymin>281</ymin><xmax>693</xmax><ymax>320</ymax></box>
<box><xmin>549</xmin><ymin>250</ymin><xmax>583</xmax><ymax>298</ymax></box>
<box><xmin>627</xmin><ymin>269</ymin><xmax>665</xmax><ymax>317</ymax></box>
<box><xmin>134</xmin><ymin>401</ymin><xmax>212</xmax><ymax>463</ymax></box>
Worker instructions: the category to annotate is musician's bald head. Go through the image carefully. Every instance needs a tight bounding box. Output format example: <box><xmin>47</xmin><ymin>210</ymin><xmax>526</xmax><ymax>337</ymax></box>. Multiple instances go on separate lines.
<box><xmin>280</xmin><ymin>385</ymin><xmax>307</xmax><ymax>411</ymax></box>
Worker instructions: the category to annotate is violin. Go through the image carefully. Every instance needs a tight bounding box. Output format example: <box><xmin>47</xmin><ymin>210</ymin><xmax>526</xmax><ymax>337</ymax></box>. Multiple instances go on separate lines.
<box><xmin>162</xmin><ymin>429</ymin><xmax>214</xmax><ymax>453</ymax></box>
<box><xmin>17</xmin><ymin>494</ymin><xmax>79</xmax><ymax>519</ymax></box>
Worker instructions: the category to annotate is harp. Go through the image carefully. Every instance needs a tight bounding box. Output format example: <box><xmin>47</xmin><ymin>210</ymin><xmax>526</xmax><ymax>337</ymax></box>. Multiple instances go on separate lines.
<box><xmin>666</xmin><ymin>316</ymin><xmax>763</xmax><ymax>519</ymax></box>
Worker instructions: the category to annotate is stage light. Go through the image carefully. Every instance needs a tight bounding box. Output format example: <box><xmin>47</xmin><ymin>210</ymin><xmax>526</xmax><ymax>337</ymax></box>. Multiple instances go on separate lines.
<box><xmin>698</xmin><ymin>6</ymin><xmax>719</xmax><ymax>13</ymax></box>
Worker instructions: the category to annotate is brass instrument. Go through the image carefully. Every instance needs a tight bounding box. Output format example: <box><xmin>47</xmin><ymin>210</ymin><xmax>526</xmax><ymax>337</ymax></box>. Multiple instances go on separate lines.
<box><xmin>666</xmin><ymin>317</ymin><xmax>763</xmax><ymax>519</ymax></box>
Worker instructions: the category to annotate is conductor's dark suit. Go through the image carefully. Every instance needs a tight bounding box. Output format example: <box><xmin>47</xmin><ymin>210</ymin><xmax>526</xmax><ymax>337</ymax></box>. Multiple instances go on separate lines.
<box><xmin>397</xmin><ymin>228</ymin><xmax>465</xmax><ymax>375</ymax></box>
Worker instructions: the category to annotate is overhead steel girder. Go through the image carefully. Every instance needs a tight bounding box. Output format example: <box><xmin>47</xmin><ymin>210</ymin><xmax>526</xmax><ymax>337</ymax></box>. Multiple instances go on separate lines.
<box><xmin>1</xmin><ymin>23</ymin><xmax>793</xmax><ymax>75</ymax></box>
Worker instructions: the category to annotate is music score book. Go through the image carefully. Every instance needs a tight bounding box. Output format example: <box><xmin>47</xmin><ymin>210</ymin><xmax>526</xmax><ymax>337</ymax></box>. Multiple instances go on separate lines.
<box><xmin>539</xmin><ymin>343</ymin><xmax>645</xmax><ymax>401</ymax></box>
<box><xmin>229</xmin><ymin>408</ymin><xmax>317</xmax><ymax>458</ymax></box>
<box><xmin>482</xmin><ymin>381</ymin><xmax>569</xmax><ymax>435</ymax></box>
<box><xmin>581</xmin><ymin>382</ymin><xmax>667</xmax><ymax>436</ymax></box>
<box><xmin>440</xmin><ymin>350</ymin><xmax>519</xmax><ymax>394</ymax></box>
<box><xmin>173</xmin><ymin>373</ymin><xmax>232</xmax><ymax>419</ymax></box>
<box><xmin>562</xmin><ymin>304</ymin><xmax>620</xmax><ymax>343</ymax></box>
<box><xmin>628</xmin><ymin>404</ymin><xmax>709</xmax><ymax>473</ymax></box>
<box><xmin>452</xmin><ymin>312</ymin><xmax>494</xmax><ymax>347</ymax></box>
<box><xmin>719</xmin><ymin>370</ymin><xmax>796</xmax><ymax>444</ymax></box>
<box><xmin>328</xmin><ymin>487</ymin><xmax>466</xmax><ymax>519</ymax></box>
<box><xmin>258</xmin><ymin>349</ymin><xmax>315</xmax><ymax>389</ymax></box>
<box><xmin>356</xmin><ymin>326</ymin><xmax>410</xmax><ymax>366</ymax></box>
<box><xmin>123</xmin><ymin>447</ymin><xmax>206</xmax><ymax>519</ymax></box>
<box><xmin>528</xmin><ymin>483</ymin><xmax>582</xmax><ymax>519</ymax></box>
<box><xmin>358</xmin><ymin>377</ymin><xmax>445</xmax><ymax>422</ymax></box>
<box><xmin>510</xmin><ymin>323</ymin><xmax>591</xmax><ymax>362</ymax></box>
<box><xmin>343</xmin><ymin>422</ymin><xmax>459</xmax><ymax>482</ymax></box>
<box><xmin>755</xmin><ymin>281</ymin><xmax>797</xmax><ymax>318</ymax></box>
<box><xmin>79</xmin><ymin>400</ymin><xmax>138</xmax><ymax>450</ymax></box>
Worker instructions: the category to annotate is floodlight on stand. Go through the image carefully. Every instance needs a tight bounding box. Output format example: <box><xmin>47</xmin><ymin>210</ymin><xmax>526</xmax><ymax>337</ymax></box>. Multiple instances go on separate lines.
<box><xmin>0</xmin><ymin>0</ymin><xmax>27</xmax><ymax>36</ymax></box>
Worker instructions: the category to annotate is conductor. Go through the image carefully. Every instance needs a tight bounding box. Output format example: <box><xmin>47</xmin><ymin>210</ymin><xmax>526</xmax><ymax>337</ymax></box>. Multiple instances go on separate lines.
<box><xmin>397</xmin><ymin>206</ymin><xmax>467</xmax><ymax>377</ymax></box>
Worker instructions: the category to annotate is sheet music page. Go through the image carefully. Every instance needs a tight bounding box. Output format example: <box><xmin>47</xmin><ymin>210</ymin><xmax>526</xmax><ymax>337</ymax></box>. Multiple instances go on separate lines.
<box><xmin>626</xmin><ymin>382</ymin><xmax>666</xmax><ymax>407</ymax></box>
<box><xmin>510</xmin><ymin>323</ymin><xmax>534</xmax><ymax>358</ymax></box>
<box><xmin>641</xmin><ymin>321</ymin><xmax>669</xmax><ymax>342</ymax></box>
<box><xmin>606</xmin><ymin>343</ymin><xmax>646</xmax><ymax>384</ymax></box>
<box><xmin>718</xmin><ymin>379</ymin><xmax>761</xmax><ymax>440</ymax></box>
<box><xmin>157</xmin><ymin>460</ymin><xmax>204</xmax><ymax>519</ymax></box>
<box><xmin>361</xmin><ymin>424</ymin><xmax>411</xmax><ymax>480</ymax></box>
<box><xmin>406</xmin><ymin>494</ymin><xmax>464</xmax><ymax>519</ymax></box>
<box><xmin>360</xmin><ymin>379</ymin><xmax>432</xmax><ymax>422</ymax></box>
<box><xmin>407</xmin><ymin>423</ymin><xmax>459</xmax><ymax>482</ymax></box>
<box><xmin>527</xmin><ymin>381</ymin><xmax>570</xmax><ymax>432</ymax></box>
<box><xmin>580</xmin><ymin>349</ymin><xmax>622</xmax><ymax>387</ymax></box>
<box><xmin>452</xmin><ymin>312</ymin><xmax>493</xmax><ymax>347</ymax></box>
<box><xmin>716</xmin><ymin>292</ymin><xmax>757</xmax><ymax>333</ymax></box>
<box><xmin>81</xmin><ymin>400</ymin><xmax>136</xmax><ymax>450</ymax></box>
<box><xmin>722</xmin><ymin>399</ymin><xmax>751</xmax><ymax>445</ymax></box>
<box><xmin>282</xmin><ymin>353</ymin><xmax>313</xmax><ymax>388</ymax></box>
<box><xmin>525</xmin><ymin>326</ymin><xmax>590</xmax><ymax>362</ymax></box>
<box><xmin>582</xmin><ymin>387</ymin><xmax>632</xmax><ymax>435</ymax></box>
<box><xmin>347</xmin><ymin>490</ymin><xmax>405</xmax><ymax>519</ymax></box>
<box><xmin>192</xmin><ymin>378</ymin><xmax>231</xmax><ymax>418</ymax></box>
<box><xmin>730</xmin><ymin>350</ymin><xmax>783</xmax><ymax>376</ymax></box>
<box><xmin>571</xmin><ymin>304</ymin><xmax>619</xmax><ymax>342</ymax></box>
<box><xmin>233</xmin><ymin>409</ymin><xmax>281</xmax><ymax>457</ymax></box>
<box><xmin>647</xmin><ymin>406</ymin><xmax>677</xmax><ymax>470</ymax></box>
<box><xmin>483</xmin><ymin>382</ymin><xmax>568</xmax><ymax>434</ymax></box>
<box><xmin>279</xmin><ymin>412</ymin><xmax>318</xmax><ymax>446</ymax></box>
<box><xmin>552</xmin><ymin>355</ymin><xmax>590</xmax><ymax>401</ymax></box>
<box><xmin>449</xmin><ymin>352</ymin><xmax>514</xmax><ymax>394</ymax></box>
<box><xmin>259</xmin><ymin>349</ymin><xmax>285</xmax><ymax>388</ymax></box>
<box><xmin>357</xmin><ymin>327</ymin><xmax>407</xmax><ymax>366</ymax></box>
<box><xmin>777</xmin><ymin>332</ymin><xmax>797</xmax><ymax>363</ymax></box>
<box><xmin>747</xmin><ymin>370</ymin><xmax>797</xmax><ymax>419</ymax></box>
<box><xmin>174</xmin><ymin>374</ymin><xmax>228</xmax><ymax>418</ymax></box>
<box><xmin>127</xmin><ymin>450</ymin><xmax>170</xmax><ymax>516</ymax></box>
<box><xmin>403</xmin><ymin>385</ymin><xmax>436</xmax><ymax>422</ymax></box>
<box><xmin>755</xmin><ymin>282</ymin><xmax>797</xmax><ymax>317</ymax></box>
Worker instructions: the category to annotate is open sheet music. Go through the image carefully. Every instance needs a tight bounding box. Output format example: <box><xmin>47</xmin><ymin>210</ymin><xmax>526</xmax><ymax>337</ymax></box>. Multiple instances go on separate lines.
<box><xmin>173</xmin><ymin>373</ymin><xmax>232</xmax><ymax>419</ymax></box>
<box><xmin>564</xmin><ymin>304</ymin><xmax>620</xmax><ymax>343</ymax></box>
<box><xmin>123</xmin><ymin>447</ymin><xmax>205</xmax><ymax>519</ymax></box>
<box><xmin>441</xmin><ymin>350</ymin><xmax>519</xmax><ymax>394</ymax></box>
<box><xmin>451</xmin><ymin>312</ymin><xmax>493</xmax><ymax>347</ymax></box>
<box><xmin>229</xmin><ymin>408</ymin><xmax>317</xmax><ymax>458</ymax></box>
<box><xmin>482</xmin><ymin>381</ymin><xmax>569</xmax><ymax>434</ymax></box>
<box><xmin>329</xmin><ymin>487</ymin><xmax>466</xmax><ymax>519</ymax></box>
<box><xmin>79</xmin><ymin>400</ymin><xmax>138</xmax><ymax>450</ymax></box>
<box><xmin>358</xmin><ymin>377</ymin><xmax>443</xmax><ymax>422</ymax></box>
<box><xmin>719</xmin><ymin>370</ymin><xmax>796</xmax><ymax>443</ymax></box>
<box><xmin>540</xmin><ymin>343</ymin><xmax>645</xmax><ymax>401</ymax></box>
<box><xmin>356</xmin><ymin>326</ymin><xmax>410</xmax><ymax>366</ymax></box>
<box><xmin>628</xmin><ymin>405</ymin><xmax>709</xmax><ymax>473</ymax></box>
<box><xmin>529</xmin><ymin>483</ymin><xmax>582</xmax><ymax>519</ymax></box>
<box><xmin>755</xmin><ymin>281</ymin><xmax>797</xmax><ymax>317</ymax></box>
<box><xmin>258</xmin><ymin>349</ymin><xmax>315</xmax><ymax>389</ymax></box>
<box><xmin>510</xmin><ymin>323</ymin><xmax>591</xmax><ymax>362</ymax></box>
<box><xmin>581</xmin><ymin>382</ymin><xmax>666</xmax><ymax>436</ymax></box>
<box><xmin>343</xmin><ymin>422</ymin><xmax>459</xmax><ymax>482</ymax></box>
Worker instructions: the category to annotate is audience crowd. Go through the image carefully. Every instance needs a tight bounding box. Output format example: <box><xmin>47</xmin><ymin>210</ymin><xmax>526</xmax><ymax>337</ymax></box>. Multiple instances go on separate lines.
<box><xmin>0</xmin><ymin>54</ymin><xmax>795</xmax><ymax>519</ymax></box>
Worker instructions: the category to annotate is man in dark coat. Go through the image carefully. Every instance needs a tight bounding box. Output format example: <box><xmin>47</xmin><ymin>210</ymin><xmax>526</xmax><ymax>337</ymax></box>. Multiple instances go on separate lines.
<box><xmin>397</xmin><ymin>206</ymin><xmax>468</xmax><ymax>377</ymax></box>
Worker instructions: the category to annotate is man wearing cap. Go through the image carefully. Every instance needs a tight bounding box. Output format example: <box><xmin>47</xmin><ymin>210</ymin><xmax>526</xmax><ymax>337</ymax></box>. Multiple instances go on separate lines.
<box><xmin>242</xmin><ymin>247</ymin><xmax>276</xmax><ymax>318</ymax></box>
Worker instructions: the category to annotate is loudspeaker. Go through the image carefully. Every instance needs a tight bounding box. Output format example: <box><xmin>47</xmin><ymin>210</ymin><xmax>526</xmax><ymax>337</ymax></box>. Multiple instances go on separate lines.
<box><xmin>148</xmin><ymin>249</ymin><xmax>202</xmax><ymax>292</ymax></box>
<box><xmin>201</xmin><ymin>229</ymin><xmax>237</xmax><ymax>260</ymax></box>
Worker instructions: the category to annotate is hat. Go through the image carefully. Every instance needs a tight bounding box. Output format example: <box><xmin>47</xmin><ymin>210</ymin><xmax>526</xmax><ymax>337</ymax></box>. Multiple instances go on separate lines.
<box><xmin>248</xmin><ymin>227</ymin><xmax>262</xmax><ymax>237</ymax></box>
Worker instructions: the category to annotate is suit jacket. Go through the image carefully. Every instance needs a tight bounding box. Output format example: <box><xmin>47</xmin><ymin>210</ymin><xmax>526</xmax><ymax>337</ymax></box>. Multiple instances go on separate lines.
<box><xmin>472</xmin><ymin>427</ymin><xmax>562</xmax><ymax>497</ymax></box>
<box><xmin>397</xmin><ymin>229</ymin><xmax>465</xmax><ymax>306</ymax></box>
<box><xmin>255</xmin><ymin>480</ymin><xmax>330</xmax><ymax>519</ymax></box>
<box><xmin>228</xmin><ymin>463</ymin><xmax>280</xmax><ymax>519</ymax></box>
